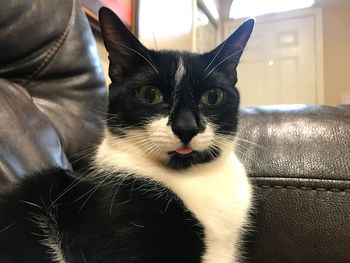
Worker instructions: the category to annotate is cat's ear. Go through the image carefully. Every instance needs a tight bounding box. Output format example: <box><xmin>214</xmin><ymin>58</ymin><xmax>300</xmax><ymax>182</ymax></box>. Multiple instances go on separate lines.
<box><xmin>98</xmin><ymin>7</ymin><xmax>150</xmax><ymax>80</ymax></box>
<box><xmin>204</xmin><ymin>19</ymin><xmax>254</xmax><ymax>79</ymax></box>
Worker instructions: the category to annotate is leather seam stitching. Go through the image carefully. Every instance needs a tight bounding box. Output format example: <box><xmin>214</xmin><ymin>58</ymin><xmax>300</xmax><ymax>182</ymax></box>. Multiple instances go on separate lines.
<box><xmin>256</xmin><ymin>185</ymin><xmax>350</xmax><ymax>192</ymax></box>
<box><xmin>23</xmin><ymin>0</ymin><xmax>76</xmax><ymax>87</ymax></box>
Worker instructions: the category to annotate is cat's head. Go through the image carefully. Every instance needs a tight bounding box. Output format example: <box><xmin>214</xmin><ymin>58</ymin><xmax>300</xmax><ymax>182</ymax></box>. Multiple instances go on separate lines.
<box><xmin>99</xmin><ymin>8</ymin><xmax>254</xmax><ymax>169</ymax></box>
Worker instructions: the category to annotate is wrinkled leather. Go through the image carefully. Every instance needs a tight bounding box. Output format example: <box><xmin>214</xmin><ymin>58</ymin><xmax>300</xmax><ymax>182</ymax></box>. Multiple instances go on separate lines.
<box><xmin>0</xmin><ymin>80</ymin><xmax>71</xmax><ymax>183</ymax></box>
<box><xmin>238</xmin><ymin>104</ymin><xmax>350</xmax><ymax>262</ymax></box>
<box><xmin>0</xmin><ymin>0</ymin><xmax>107</xmax><ymax>183</ymax></box>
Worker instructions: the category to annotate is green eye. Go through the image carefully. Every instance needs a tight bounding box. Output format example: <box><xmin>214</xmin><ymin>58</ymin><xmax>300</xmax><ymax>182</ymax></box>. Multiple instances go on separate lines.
<box><xmin>137</xmin><ymin>86</ymin><xmax>164</xmax><ymax>105</ymax></box>
<box><xmin>201</xmin><ymin>89</ymin><xmax>225</xmax><ymax>106</ymax></box>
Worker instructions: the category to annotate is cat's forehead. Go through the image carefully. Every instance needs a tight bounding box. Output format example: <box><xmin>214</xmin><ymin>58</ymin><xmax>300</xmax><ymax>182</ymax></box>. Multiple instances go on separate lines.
<box><xmin>174</xmin><ymin>55</ymin><xmax>186</xmax><ymax>87</ymax></box>
<box><xmin>152</xmin><ymin>51</ymin><xmax>208</xmax><ymax>86</ymax></box>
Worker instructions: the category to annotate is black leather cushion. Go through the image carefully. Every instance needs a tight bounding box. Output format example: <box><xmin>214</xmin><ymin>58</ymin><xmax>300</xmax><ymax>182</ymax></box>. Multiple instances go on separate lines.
<box><xmin>238</xmin><ymin>104</ymin><xmax>350</xmax><ymax>262</ymax></box>
<box><xmin>0</xmin><ymin>80</ymin><xmax>70</xmax><ymax>180</ymax></box>
<box><xmin>0</xmin><ymin>0</ymin><xmax>107</xmax><ymax>183</ymax></box>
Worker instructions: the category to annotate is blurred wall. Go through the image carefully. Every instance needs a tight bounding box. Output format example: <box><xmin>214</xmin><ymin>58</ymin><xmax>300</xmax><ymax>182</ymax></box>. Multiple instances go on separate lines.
<box><xmin>93</xmin><ymin>30</ymin><xmax>110</xmax><ymax>85</ymax></box>
<box><xmin>222</xmin><ymin>0</ymin><xmax>350</xmax><ymax>105</ymax></box>
<box><xmin>315</xmin><ymin>0</ymin><xmax>350</xmax><ymax>104</ymax></box>
<box><xmin>138</xmin><ymin>0</ymin><xmax>195</xmax><ymax>51</ymax></box>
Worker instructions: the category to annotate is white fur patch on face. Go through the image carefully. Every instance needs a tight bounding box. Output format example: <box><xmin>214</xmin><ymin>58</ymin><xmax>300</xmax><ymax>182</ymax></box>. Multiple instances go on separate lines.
<box><xmin>175</xmin><ymin>57</ymin><xmax>186</xmax><ymax>88</ymax></box>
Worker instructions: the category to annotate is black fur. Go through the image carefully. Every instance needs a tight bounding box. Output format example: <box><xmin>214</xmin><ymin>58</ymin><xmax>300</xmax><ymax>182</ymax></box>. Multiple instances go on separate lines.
<box><xmin>0</xmin><ymin>170</ymin><xmax>204</xmax><ymax>263</ymax></box>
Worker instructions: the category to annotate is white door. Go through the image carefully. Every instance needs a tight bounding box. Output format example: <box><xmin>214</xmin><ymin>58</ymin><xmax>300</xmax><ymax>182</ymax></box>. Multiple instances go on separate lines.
<box><xmin>224</xmin><ymin>9</ymin><xmax>323</xmax><ymax>107</ymax></box>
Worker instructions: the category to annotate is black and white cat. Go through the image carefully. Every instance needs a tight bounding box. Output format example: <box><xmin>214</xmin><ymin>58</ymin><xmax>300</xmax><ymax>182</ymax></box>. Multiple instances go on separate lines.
<box><xmin>0</xmin><ymin>7</ymin><xmax>254</xmax><ymax>263</ymax></box>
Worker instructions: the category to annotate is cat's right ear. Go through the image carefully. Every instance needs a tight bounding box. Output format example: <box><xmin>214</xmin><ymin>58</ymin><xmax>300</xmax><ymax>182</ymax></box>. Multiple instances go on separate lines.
<box><xmin>99</xmin><ymin>7</ymin><xmax>149</xmax><ymax>79</ymax></box>
<box><xmin>204</xmin><ymin>19</ymin><xmax>254</xmax><ymax>81</ymax></box>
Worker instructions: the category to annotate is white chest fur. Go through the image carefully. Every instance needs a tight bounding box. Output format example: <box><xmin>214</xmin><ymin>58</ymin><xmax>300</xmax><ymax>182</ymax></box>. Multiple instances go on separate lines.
<box><xmin>95</xmin><ymin>134</ymin><xmax>252</xmax><ymax>263</ymax></box>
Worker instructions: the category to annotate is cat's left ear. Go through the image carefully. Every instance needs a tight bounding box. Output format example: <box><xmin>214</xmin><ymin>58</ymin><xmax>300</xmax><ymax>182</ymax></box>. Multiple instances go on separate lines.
<box><xmin>204</xmin><ymin>19</ymin><xmax>255</xmax><ymax>78</ymax></box>
<box><xmin>99</xmin><ymin>7</ymin><xmax>150</xmax><ymax>80</ymax></box>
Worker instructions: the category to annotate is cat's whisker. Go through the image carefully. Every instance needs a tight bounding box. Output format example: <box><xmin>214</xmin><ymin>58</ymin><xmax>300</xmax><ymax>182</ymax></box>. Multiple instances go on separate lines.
<box><xmin>136</xmin><ymin>144</ymin><xmax>161</xmax><ymax>158</ymax></box>
<box><xmin>233</xmin><ymin>147</ymin><xmax>257</xmax><ymax>164</ymax></box>
<box><xmin>204</xmin><ymin>147</ymin><xmax>216</xmax><ymax>160</ymax></box>
<box><xmin>69</xmin><ymin>151</ymin><xmax>97</xmax><ymax>166</ymax></box>
<box><xmin>68</xmin><ymin>145</ymin><xmax>96</xmax><ymax>158</ymax></box>
<box><xmin>213</xmin><ymin>138</ymin><xmax>257</xmax><ymax>160</ymax></box>
<box><xmin>76</xmin><ymin>173</ymin><xmax>115</xmax><ymax>213</ymax></box>
<box><xmin>160</xmin><ymin>196</ymin><xmax>173</xmax><ymax>214</ymax></box>
<box><xmin>118</xmin><ymin>137</ymin><xmax>149</xmax><ymax>145</ymax></box>
<box><xmin>93</xmin><ymin>109</ymin><xmax>109</xmax><ymax>116</ymax></box>
<box><xmin>235</xmin><ymin>137</ymin><xmax>269</xmax><ymax>151</ymax></box>
<box><xmin>212</xmin><ymin>137</ymin><xmax>235</xmax><ymax>147</ymax></box>
<box><xmin>109</xmin><ymin>175</ymin><xmax>128</xmax><ymax>216</ymax></box>
<box><xmin>105</xmin><ymin>115</ymin><xmax>121</xmax><ymax>122</ymax></box>
<box><xmin>109</xmin><ymin>138</ymin><xmax>157</xmax><ymax>154</ymax></box>
<box><xmin>0</xmin><ymin>222</ymin><xmax>15</xmax><ymax>234</ymax></box>
<box><xmin>211</xmin><ymin>129</ymin><xmax>269</xmax><ymax>151</ymax></box>
<box><xmin>142</xmin><ymin>143</ymin><xmax>163</xmax><ymax>161</ymax></box>
<box><xmin>110</xmin><ymin>135</ymin><xmax>159</xmax><ymax>158</ymax></box>
<box><xmin>122</xmin><ymin>134</ymin><xmax>149</xmax><ymax>141</ymax></box>
<box><xmin>233</xmin><ymin>143</ymin><xmax>260</xmax><ymax>163</ymax></box>
<box><xmin>48</xmin><ymin>169</ymin><xmax>97</xmax><ymax>209</ymax></box>
<box><xmin>138</xmin><ymin>140</ymin><xmax>156</xmax><ymax>152</ymax></box>
<box><xmin>146</xmin><ymin>143</ymin><xmax>165</xmax><ymax>161</ymax></box>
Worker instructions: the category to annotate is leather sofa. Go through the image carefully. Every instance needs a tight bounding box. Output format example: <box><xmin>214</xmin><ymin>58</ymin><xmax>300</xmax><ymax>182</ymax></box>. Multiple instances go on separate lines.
<box><xmin>0</xmin><ymin>0</ymin><xmax>349</xmax><ymax>262</ymax></box>
<box><xmin>0</xmin><ymin>0</ymin><xmax>106</xmax><ymax>190</ymax></box>
<box><xmin>238</xmin><ymin>104</ymin><xmax>350</xmax><ymax>262</ymax></box>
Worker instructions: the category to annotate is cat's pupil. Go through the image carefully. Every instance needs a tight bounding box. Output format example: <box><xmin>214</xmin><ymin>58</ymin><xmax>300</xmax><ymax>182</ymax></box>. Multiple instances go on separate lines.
<box><xmin>145</xmin><ymin>88</ymin><xmax>156</xmax><ymax>103</ymax></box>
<box><xmin>207</xmin><ymin>90</ymin><xmax>219</xmax><ymax>105</ymax></box>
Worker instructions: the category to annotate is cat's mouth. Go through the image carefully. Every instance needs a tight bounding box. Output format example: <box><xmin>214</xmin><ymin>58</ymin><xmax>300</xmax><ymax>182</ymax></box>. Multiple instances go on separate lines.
<box><xmin>166</xmin><ymin>146</ymin><xmax>219</xmax><ymax>169</ymax></box>
<box><xmin>168</xmin><ymin>147</ymin><xmax>196</xmax><ymax>156</ymax></box>
<box><xmin>175</xmin><ymin>148</ymin><xmax>193</xmax><ymax>155</ymax></box>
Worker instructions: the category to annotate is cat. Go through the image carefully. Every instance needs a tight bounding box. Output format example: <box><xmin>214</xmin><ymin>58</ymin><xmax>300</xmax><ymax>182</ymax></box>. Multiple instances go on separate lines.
<box><xmin>0</xmin><ymin>7</ymin><xmax>254</xmax><ymax>263</ymax></box>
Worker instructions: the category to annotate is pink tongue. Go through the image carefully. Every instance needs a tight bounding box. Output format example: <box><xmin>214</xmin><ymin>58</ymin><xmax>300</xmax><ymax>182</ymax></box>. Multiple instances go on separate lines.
<box><xmin>175</xmin><ymin>148</ymin><xmax>193</xmax><ymax>154</ymax></box>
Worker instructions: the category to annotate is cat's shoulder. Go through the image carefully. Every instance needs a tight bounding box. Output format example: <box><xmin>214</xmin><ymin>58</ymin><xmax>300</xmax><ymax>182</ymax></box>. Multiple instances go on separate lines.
<box><xmin>0</xmin><ymin>169</ymin><xmax>73</xmax><ymax>202</ymax></box>
<box><xmin>0</xmin><ymin>169</ymin><xmax>100</xmax><ymax>220</ymax></box>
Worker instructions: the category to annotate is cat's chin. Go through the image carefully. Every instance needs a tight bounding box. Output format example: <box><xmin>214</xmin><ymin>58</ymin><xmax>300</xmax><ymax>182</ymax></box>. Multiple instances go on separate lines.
<box><xmin>166</xmin><ymin>147</ymin><xmax>221</xmax><ymax>170</ymax></box>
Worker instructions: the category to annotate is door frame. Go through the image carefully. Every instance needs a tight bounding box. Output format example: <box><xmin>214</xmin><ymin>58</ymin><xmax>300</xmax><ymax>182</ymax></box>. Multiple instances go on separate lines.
<box><xmin>223</xmin><ymin>8</ymin><xmax>324</xmax><ymax>104</ymax></box>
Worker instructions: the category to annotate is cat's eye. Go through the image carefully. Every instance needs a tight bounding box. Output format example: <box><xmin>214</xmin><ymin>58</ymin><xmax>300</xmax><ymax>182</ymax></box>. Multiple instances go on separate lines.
<box><xmin>137</xmin><ymin>86</ymin><xmax>164</xmax><ymax>105</ymax></box>
<box><xmin>200</xmin><ymin>89</ymin><xmax>225</xmax><ymax>106</ymax></box>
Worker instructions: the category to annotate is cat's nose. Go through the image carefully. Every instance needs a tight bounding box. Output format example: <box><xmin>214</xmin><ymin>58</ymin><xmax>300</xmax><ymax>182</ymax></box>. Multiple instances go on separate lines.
<box><xmin>172</xmin><ymin>109</ymin><xmax>198</xmax><ymax>145</ymax></box>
